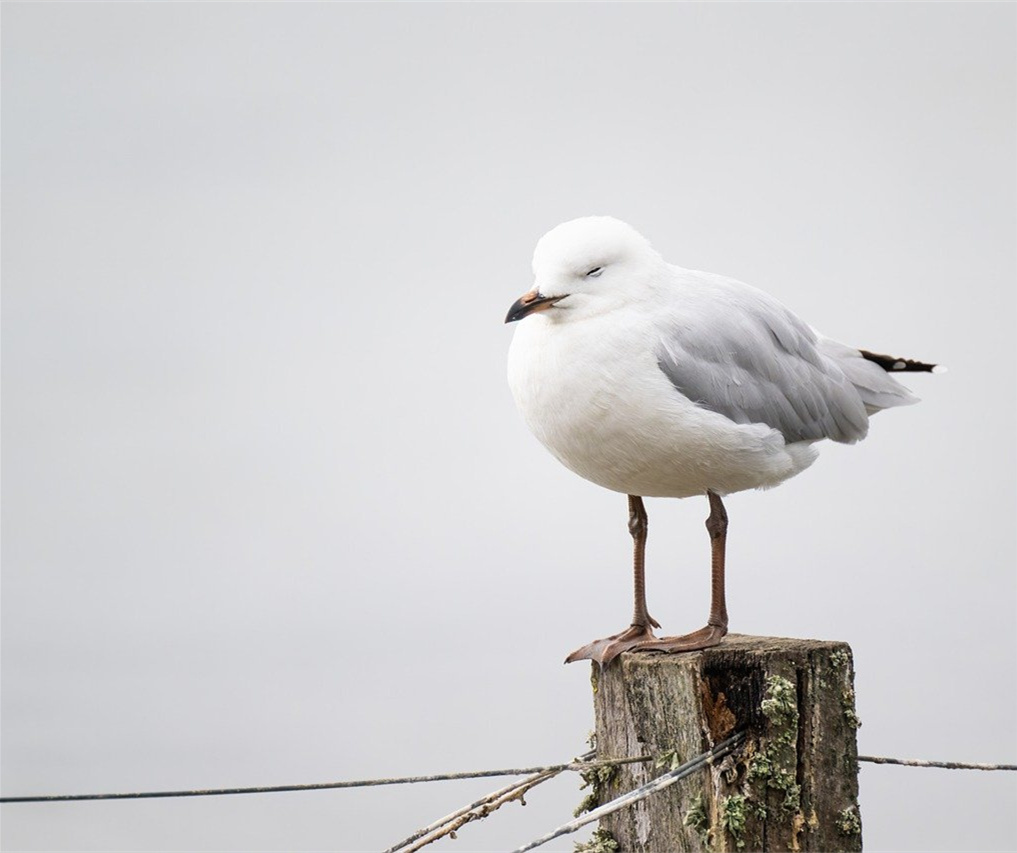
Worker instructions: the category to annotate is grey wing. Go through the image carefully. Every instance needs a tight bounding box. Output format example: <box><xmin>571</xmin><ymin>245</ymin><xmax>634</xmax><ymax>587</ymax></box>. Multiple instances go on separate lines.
<box><xmin>656</xmin><ymin>280</ymin><xmax>870</xmax><ymax>444</ymax></box>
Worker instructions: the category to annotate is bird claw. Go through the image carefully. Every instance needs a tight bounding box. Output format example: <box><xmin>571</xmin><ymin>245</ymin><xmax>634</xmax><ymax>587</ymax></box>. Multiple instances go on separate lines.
<box><xmin>565</xmin><ymin>623</ymin><xmax>727</xmax><ymax>666</ymax></box>
<box><xmin>564</xmin><ymin>623</ymin><xmax>660</xmax><ymax>666</ymax></box>
<box><xmin>629</xmin><ymin>624</ymin><xmax>727</xmax><ymax>655</ymax></box>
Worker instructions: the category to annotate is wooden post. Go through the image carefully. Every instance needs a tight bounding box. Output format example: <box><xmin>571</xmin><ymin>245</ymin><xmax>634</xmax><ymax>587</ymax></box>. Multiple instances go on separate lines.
<box><xmin>590</xmin><ymin>635</ymin><xmax>862</xmax><ymax>852</ymax></box>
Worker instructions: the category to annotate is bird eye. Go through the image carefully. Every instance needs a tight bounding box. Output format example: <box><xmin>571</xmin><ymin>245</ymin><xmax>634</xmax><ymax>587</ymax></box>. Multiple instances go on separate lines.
<box><xmin>586</xmin><ymin>267</ymin><xmax>604</xmax><ymax>278</ymax></box>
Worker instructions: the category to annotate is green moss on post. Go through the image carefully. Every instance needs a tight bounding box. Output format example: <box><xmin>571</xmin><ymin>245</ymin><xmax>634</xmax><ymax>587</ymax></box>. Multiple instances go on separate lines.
<box><xmin>721</xmin><ymin>794</ymin><xmax>748</xmax><ymax>849</ymax></box>
<box><xmin>836</xmin><ymin>806</ymin><xmax>862</xmax><ymax>837</ymax></box>
<box><xmin>574</xmin><ymin>827</ymin><xmax>621</xmax><ymax>853</ymax></box>
<box><xmin>684</xmin><ymin>793</ymin><xmax>711</xmax><ymax>844</ymax></box>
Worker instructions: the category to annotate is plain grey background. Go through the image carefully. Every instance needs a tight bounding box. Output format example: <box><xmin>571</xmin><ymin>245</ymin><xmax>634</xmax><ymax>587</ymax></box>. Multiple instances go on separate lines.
<box><xmin>2</xmin><ymin>2</ymin><xmax>1015</xmax><ymax>851</ymax></box>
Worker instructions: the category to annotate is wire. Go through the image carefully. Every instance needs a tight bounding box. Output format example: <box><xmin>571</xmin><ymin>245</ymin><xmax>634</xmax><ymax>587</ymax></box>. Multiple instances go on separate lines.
<box><xmin>383</xmin><ymin>751</ymin><xmax>596</xmax><ymax>853</ymax></box>
<box><xmin>859</xmin><ymin>755</ymin><xmax>1017</xmax><ymax>771</ymax></box>
<box><xmin>510</xmin><ymin>731</ymin><xmax>747</xmax><ymax>853</ymax></box>
<box><xmin>2</xmin><ymin>746</ymin><xmax>1014</xmax><ymax>804</ymax></box>
<box><xmin>0</xmin><ymin>754</ymin><xmax>652</xmax><ymax>804</ymax></box>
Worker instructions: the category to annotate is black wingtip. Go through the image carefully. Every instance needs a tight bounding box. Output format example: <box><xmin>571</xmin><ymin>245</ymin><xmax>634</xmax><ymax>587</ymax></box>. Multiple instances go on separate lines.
<box><xmin>859</xmin><ymin>349</ymin><xmax>943</xmax><ymax>373</ymax></box>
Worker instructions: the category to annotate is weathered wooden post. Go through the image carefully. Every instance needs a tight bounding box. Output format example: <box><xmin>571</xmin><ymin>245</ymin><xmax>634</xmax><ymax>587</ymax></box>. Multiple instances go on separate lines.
<box><xmin>589</xmin><ymin>634</ymin><xmax>863</xmax><ymax>852</ymax></box>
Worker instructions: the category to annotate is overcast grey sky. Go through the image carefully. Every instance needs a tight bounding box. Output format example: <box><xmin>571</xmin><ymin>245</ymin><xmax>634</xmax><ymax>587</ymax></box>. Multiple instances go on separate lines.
<box><xmin>2</xmin><ymin>2</ymin><xmax>1015</xmax><ymax>851</ymax></box>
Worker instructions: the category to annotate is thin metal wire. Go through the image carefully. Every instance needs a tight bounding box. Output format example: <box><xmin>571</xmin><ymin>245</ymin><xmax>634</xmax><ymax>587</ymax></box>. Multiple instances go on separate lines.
<box><xmin>510</xmin><ymin>731</ymin><xmax>747</xmax><ymax>853</ymax></box>
<box><xmin>2</xmin><ymin>743</ymin><xmax>1014</xmax><ymax>804</ymax></box>
<box><xmin>380</xmin><ymin>747</ymin><xmax>1017</xmax><ymax>853</ymax></box>
<box><xmin>0</xmin><ymin>754</ymin><xmax>651</xmax><ymax>804</ymax></box>
<box><xmin>396</xmin><ymin>769</ymin><xmax>567</xmax><ymax>853</ymax></box>
<box><xmin>383</xmin><ymin>751</ymin><xmax>595</xmax><ymax>853</ymax></box>
<box><xmin>859</xmin><ymin>755</ymin><xmax>1017</xmax><ymax>771</ymax></box>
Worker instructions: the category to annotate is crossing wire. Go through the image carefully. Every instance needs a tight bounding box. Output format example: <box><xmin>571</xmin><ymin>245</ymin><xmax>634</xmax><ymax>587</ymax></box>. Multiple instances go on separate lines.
<box><xmin>511</xmin><ymin>731</ymin><xmax>747</xmax><ymax>853</ymax></box>
<box><xmin>1</xmin><ymin>748</ymin><xmax>1013</xmax><ymax>804</ymax></box>
<box><xmin>0</xmin><ymin>754</ymin><xmax>652</xmax><ymax>804</ymax></box>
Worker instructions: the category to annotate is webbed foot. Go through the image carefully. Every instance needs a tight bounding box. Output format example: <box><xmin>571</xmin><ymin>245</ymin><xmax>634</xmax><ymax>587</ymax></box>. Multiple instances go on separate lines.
<box><xmin>628</xmin><ymin>623</ymin><xmax>727</xmax><ymax>655</ymax></box>
<box><xmin>564</xmin><ymin>622</ymin><xmax>660</xmax><ymax>666</ymax></box>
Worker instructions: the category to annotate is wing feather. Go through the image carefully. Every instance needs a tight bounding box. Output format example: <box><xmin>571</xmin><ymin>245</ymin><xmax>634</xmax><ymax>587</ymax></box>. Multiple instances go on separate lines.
<box><xmin>656</xmin><ymin>272</ymin><xmax>870</xmax><ymax>444</ymax></box>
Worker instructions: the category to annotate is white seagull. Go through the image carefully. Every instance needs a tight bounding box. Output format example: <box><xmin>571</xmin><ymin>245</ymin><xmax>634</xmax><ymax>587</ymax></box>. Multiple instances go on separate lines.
<box><xmin>506</xmin><ymin>217</ymin><xmax>942</xmax><ymax>666</ymax></box>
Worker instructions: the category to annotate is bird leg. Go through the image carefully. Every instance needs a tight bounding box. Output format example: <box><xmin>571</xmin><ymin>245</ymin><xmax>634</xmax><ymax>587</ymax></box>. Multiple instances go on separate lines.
<box><xmin>626</xmin><ymin>495</ymin><xmax>662</xmax><ymax>631</ymax></box>
<box><xmin>627</xmin><ymin>490</ymin><xmax>729</xmax><ymax>656</ymax></box>
<box><xmin>565</xmin><ymin>495</ymin><xmax>661</xmax><ymax>665</ymax></box>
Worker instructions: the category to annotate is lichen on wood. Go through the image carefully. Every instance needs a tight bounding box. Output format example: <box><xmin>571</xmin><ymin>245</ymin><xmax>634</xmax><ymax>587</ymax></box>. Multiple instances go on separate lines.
<box><xmin>836</xmin><ymin>806</ymin><xmax>862</xmax><ymax>837</ymax></box>
<box><xmin>574</xmin><ymin>762</ymin><xmax>619</xmax><ymax>818</ymax></box>
<box><xmin>684</xmin><ymin>793</ymin><xmax>711</xmax><ymax>845</ymax></box>
<box><xmin>574</xmin><ymin>827</ymin><xmax>621</xmax><ymax>853</ymax></box>
<box><xmin>721</xmin><ymin>794</ymin><xmax>748</xmax><ymax>849</ymax></box>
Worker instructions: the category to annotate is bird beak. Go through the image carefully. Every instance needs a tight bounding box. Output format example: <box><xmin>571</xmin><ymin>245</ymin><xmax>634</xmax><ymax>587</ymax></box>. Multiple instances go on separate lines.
<box><xmin>505</xmin><ymin>290</ymin><xmax>566</xmax><ymax>324</ymax></box>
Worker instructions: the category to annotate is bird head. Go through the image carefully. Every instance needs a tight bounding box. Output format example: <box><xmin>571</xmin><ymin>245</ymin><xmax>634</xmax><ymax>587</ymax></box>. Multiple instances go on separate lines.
<box><xmin>505</xmin><ymin>217</ymin><xmax>664</xmax><ymax>324</ymax></box>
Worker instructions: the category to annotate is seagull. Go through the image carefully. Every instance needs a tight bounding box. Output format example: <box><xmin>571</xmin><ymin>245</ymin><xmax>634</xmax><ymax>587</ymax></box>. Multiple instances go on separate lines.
<box><xmin>505</xmin><ymin>217</ymin><xmax>942</xmax><ymax>666</ymax></box>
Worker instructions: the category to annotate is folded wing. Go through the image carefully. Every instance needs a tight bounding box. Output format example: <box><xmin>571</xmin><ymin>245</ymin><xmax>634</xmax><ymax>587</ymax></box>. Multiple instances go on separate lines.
<box><xmin>656</xmin><ymin>272</ymin><xmax>918</xmax><ymax>445</ymax></box>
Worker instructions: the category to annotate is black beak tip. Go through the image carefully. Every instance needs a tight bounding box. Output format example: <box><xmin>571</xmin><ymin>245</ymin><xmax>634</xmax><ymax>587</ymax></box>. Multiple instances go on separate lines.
<box><xmin>505</xmin><ymin>293</ymin><xmax>566</xmax><ymax>324</ymax></box>
<box><xmin>504</xmin><ymin>297</ymin><xmax>529</xmax><ymax>324</ymax></box>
